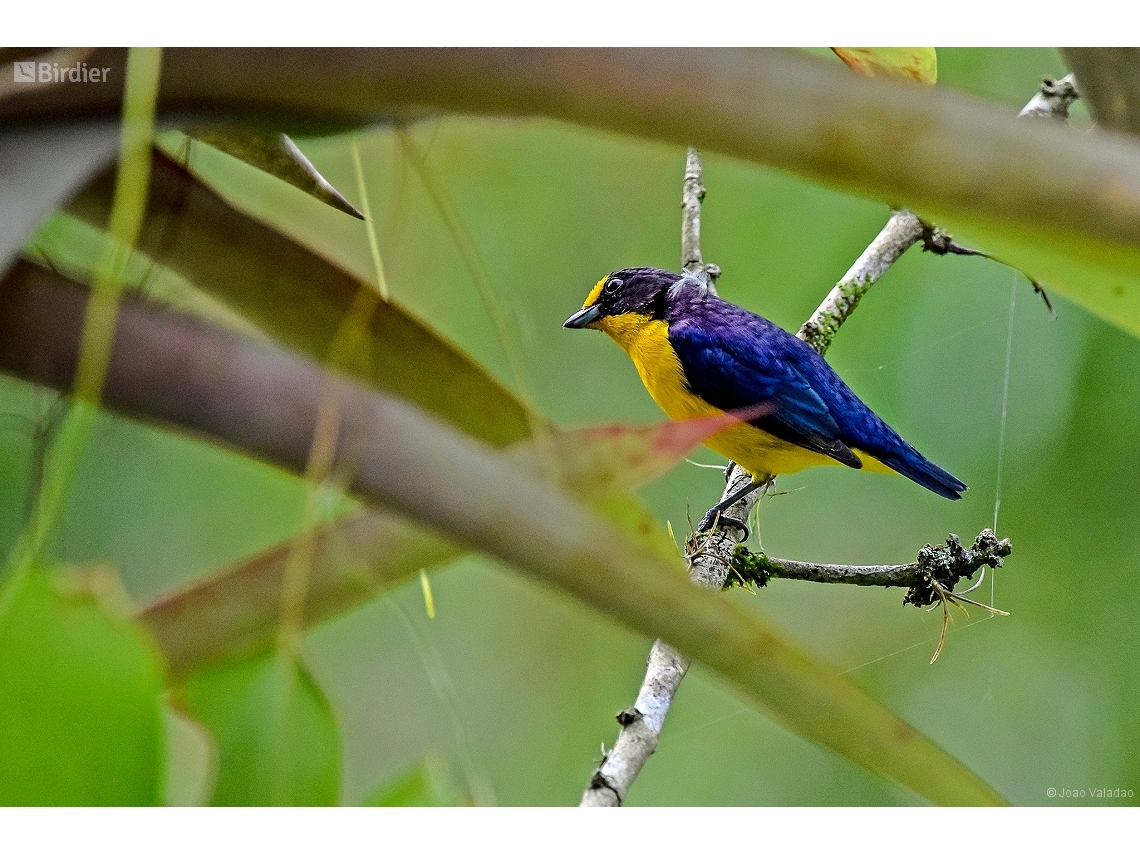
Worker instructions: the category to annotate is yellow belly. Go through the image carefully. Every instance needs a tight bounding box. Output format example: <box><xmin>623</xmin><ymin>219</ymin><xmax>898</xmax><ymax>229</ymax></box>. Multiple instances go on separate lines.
<box><xmin>598</xmin><ymin>312</ymin><xmax>844</xmax><ymax>480</ymax></box>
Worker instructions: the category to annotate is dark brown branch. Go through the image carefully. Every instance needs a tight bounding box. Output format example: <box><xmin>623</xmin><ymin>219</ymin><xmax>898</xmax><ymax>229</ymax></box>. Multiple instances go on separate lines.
<box><xmin>8</xmin><ymin>48</ymin><xmax>1140</xmax><ymax>260</ymax></box>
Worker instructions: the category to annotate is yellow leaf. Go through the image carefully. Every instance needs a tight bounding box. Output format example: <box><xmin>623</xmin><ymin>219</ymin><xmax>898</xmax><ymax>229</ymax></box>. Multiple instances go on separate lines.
<box><xmin>833</xmin><ymin>48</ymin><xmax>937</xmax><ymax>85</ymax></box>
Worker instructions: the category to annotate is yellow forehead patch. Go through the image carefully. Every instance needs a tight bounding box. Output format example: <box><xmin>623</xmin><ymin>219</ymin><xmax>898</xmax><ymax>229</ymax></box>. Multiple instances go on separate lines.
<box><xmin>582</xmin><ymin>275</ymin><xmax>608</xmax><ymax>308</ymax></box>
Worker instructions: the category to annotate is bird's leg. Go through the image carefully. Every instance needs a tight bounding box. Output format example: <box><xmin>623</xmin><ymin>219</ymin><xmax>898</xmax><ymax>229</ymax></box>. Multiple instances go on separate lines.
<box><xmin>697</xmin><ymin>477</ymin><xmax>763</xmax><ymax>538</ymax></box>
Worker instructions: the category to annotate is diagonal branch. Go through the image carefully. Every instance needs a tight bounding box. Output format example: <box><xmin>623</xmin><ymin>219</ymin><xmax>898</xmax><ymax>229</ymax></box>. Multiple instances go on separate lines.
<box><xmin>798</xmin><ymin>209</ymin><xmax>924</xmax><ymax>356</ymax></box>
<box><xmin>0</xmin><ymin>260</ymin><xmax>1005</xmax><ymax>807</ymax></box>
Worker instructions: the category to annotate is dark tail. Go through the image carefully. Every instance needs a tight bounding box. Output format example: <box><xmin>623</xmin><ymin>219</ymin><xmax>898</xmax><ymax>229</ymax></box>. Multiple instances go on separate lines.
<box><xmin>877</xmin><ymin>446</ymin><xmax>967</xmax><ymax>500</ymax></box>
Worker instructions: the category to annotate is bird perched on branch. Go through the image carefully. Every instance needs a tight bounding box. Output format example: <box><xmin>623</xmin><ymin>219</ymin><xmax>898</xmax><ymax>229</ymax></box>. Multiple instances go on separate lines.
<box><xmin>564</xmin><ymin>267</ymin><xmax>965</xmax><ymax>534</ymax></box>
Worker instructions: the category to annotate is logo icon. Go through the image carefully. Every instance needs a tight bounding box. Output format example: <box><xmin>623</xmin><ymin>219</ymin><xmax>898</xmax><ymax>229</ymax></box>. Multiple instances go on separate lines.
<box><xmin>13</xmin><ymin>61</ymin><xmax>35</xmax><ymax>83</ymax></box>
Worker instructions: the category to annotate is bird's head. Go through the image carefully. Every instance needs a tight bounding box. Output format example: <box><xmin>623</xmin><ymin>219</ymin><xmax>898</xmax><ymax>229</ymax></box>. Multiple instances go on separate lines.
<box><xmin>563</xmin><ymin>267</ymin><xmax>685</xmax><ymax>330</ymax></box>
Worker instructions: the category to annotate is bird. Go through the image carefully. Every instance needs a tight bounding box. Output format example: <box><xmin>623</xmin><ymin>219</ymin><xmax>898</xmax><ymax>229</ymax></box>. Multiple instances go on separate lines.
<box><xmin>563</xmin><ymin>267</ymin><xmax>966</xmax><ymax>535</ymax></box>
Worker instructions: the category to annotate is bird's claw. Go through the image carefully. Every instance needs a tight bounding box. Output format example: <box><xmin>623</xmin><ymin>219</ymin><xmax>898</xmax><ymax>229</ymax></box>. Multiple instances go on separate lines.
<box><xmin>697</xmin><ymin>510</ymin><xmax>749</xmax><ymax>540</ymax></box>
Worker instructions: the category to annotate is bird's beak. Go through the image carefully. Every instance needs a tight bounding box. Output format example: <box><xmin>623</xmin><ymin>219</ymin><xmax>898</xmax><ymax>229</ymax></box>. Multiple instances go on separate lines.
<box><xmin>563</xmin><ymin>305</ymin><xmax>603</xmax><ymax>329</ymax></box>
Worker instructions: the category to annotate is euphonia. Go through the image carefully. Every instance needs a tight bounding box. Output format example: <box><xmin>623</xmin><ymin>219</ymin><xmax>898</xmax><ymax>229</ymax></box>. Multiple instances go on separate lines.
<box><xmin>564</xmin><ymin>267</ymin><xmax>965</xmax><ymax>533</ymax></box>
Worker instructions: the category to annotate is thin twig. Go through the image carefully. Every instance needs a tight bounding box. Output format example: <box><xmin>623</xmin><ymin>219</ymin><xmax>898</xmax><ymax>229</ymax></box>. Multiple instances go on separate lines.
<box><xmin>919</xmin><ymin>223</ymin><xmax>989</xmax><ymax>259</ymax></box>
<box><xmin>680</xmin><ymin>147</ymin><xmax>721</xmax><ymax>292</ymax></box>
<box><xmin>799</xmin><ymin>73</ymin><xmax>1080</xmax><ymax>355</ymax></box>
<box><xmin>1014</xmin><ymin>74</ymin><xmax>1077</xmax><ymax>314</ymax></box>
<box><xmin>920</xmin><ymin>75</ymin><xmax>1081</xmax><ymax>319</ymax></box>
<box><xmin>729</xmin><ymin>529</ymin><xmax>1011</xmax><ymax>594</ymax></box>
<box><xmin>914</xmin><ymin>221</ymin><xmax>1056</xmax><ymax>318</ymax></box>
<box><xmin>730</xmin><ymin>529</ymin><xmax>1013</xmax><ymax>666</ymax></box>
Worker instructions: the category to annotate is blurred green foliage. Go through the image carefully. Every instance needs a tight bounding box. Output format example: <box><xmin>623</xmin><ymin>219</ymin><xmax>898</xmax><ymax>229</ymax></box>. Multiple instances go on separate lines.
<box><xmin>0</xmin><ymin>566</ymin><xmax>164</xmax><ymax>805</ymax></box>
<box><xmin>181</xmin><ymin>652</ymin><xmax>341</xmax><ymax>806</ymax></box>
<box><xmin>1</xmin><ymin>47</ymin><xmax>1137</xmax><ymax>806</ymax></box>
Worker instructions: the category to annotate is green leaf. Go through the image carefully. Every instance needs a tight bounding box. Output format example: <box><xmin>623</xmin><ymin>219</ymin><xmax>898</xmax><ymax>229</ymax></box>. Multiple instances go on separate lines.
<box><xmin>180</xmin><ymin>652</ymin><xmax>341</xmax><ymax>806</ymax></box>
<box><xmin>362</xmin><ymin>757</ymin><xmax>465</xmax><ymax>806</ymax></box>
<box><xmin>64</xmin><ymin>148</ymin><xmax>533</xmax><ymax>447</ymax></box>
<box><xmin>0</xmin><ymin>566</ymin><xmax>165</xmax><ymax>805</ymax></box>
<box><xmin>186</xmin><ymin>128</ymin><xmax>364</xmax><ymax>219</ymax></box>
<box><xmin>26</xmin><ymin>211</ymin><xmax>272</xmax><ymax>340</ymax></box>
<box><xmin>832</xmin><ymin>48</ymin><xmax>937</xmax><ymax>85</ymax></box>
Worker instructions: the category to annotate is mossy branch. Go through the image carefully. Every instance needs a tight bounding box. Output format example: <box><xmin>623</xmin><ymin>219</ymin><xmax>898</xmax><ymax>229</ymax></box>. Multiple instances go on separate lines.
<box><xmin>728</xmin><ymin>529</ymin><xmax>1012</xmax><ymax>602</ymax></box>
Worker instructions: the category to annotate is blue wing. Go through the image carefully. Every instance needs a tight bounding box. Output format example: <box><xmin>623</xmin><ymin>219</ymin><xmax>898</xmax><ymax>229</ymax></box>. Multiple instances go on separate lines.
<box><xmin>666</xmin><ymin>300</ymin><xmax>967</xmax><ymax>499</ymax></box>
<box><xmin>667</xmin><ymin>311</ymin><xmax>863</xmax><ymax>468</ymax></box>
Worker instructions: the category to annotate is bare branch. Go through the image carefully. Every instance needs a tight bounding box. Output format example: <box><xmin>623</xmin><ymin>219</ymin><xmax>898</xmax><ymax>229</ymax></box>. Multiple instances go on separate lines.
<box><xmin>680</xmin><ymin>147</ymin><xmax>705</xmax><ymax>274</ymax></box>
<box><xmin>580</xmin><ymin>457</ymin><xmax>761</xmax><ymax>805</ymax></box>
<box><xmin>686</xmin><ymin>463</ymin><xmax>760</xmax><ymax>587</ymax></box>
<box><xmin>730</xmin><ymin>529</ymin><xmax>1011</xmax><ymax>597</ymax></box>
<box><xmin>917</xmin><ymin>77</ymin><xmax>1080</xmax><ymax>319</ymax></box>
<box><xmin>798</xmin><ymin>70</ymin><xmax>1081</xmax><ymax>358</ymax></box>
<box><xmin>579</xmin><ymin>640</ymin><xmax>687</xmax><ymax>806</ymax></box>
<box><xmin>680</xmin><ymin>147</ymin><xmax>721</xmax><ymax>291</ymax></box>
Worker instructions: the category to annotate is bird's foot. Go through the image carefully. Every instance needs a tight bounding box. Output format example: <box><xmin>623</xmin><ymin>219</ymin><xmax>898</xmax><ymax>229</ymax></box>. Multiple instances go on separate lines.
<box><xmin>697</xmin><ymin>509</ymin><xmax>749</xmax><ymax>540</ymax></box>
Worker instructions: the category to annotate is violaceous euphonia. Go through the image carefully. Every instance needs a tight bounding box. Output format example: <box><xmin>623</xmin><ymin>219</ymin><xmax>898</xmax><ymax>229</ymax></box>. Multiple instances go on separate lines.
<box><xmin>564</xmin><ymin>267</ymin><xmax>965</xmax><ymax>533</ymax></box>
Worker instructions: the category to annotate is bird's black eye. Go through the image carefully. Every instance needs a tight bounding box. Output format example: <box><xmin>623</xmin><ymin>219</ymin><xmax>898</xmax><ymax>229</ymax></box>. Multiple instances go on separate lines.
<box><xmin>604</xmin><ymin>277</ymin><xmax>623</xmax><ymax>294</ymax></box>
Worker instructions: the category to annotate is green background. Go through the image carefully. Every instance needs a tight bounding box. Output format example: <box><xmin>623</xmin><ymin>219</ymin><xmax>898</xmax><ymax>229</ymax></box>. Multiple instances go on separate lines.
<box><xmin>2</xmin><ymin>47</ymin><xmax>1134</xmax><ymax>805</ymax></box>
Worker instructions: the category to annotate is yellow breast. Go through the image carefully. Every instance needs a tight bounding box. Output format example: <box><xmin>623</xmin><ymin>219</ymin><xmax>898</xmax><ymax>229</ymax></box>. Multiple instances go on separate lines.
<box><xmin>597</xmin><ymin>312</ymin><xmax>839</xmax><ymax>479</ymax></box>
